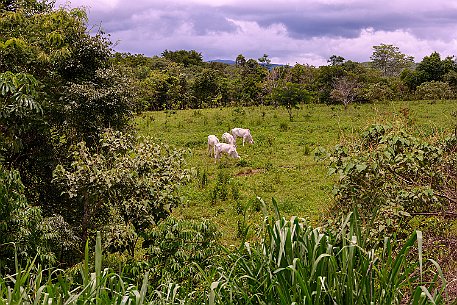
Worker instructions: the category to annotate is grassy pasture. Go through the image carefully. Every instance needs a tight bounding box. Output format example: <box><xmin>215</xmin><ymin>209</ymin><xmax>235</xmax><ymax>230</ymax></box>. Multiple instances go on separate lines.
<box><xmin>135</xmin><ymin>100</ymin><xmax>457</xmax><ymax>244</ymax></box>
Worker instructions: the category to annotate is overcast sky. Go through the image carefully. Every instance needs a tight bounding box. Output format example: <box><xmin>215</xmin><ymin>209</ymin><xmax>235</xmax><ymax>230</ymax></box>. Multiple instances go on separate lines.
<box><xmin>54</xmin><ymin>0</ymin><xmax>457</xmax><ymax>66</ymax></box>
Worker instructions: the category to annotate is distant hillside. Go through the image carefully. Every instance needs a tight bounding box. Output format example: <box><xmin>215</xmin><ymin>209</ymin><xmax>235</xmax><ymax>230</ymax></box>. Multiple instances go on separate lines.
<box><xmin>209</xmin><ymin>59</ymin><xmax>236</xmax><ymax>65</ymax></box>
<box><xmin>208</xmin><ymin>59</ymin><xmax>287</xmax><ymax>69</ymax></box>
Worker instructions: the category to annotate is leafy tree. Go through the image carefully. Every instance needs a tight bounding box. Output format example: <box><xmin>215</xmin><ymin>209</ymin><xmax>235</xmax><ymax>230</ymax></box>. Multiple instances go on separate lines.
<box><xmin>235</xmin><ymin>58</ymin><xmax>267</xmax><ymax>105</ymax></box>
<box><xmin>192</xmin><ymin>68</ymin><xmax>222</xmax><ymax>108</ymax></box>
<box><xmin>314</xmin><ymin>64</ymin><xmax>346</xmax><ymax>104</ymax></box>
<box><xmin>53</xmin><ymin>129</ymin><xmax>190</xmax><ymax>257</ymax></box>
<box><xmin>444</xmin><ymin>70</ymin><xmax>457</xmax><ymax>92</ymax></box>
<box><xmin>235</xmin><ymin>54</ymin><xmax>246</xmax><ymax>67</ymax></box>
<box><xmin>361</xmin><ymin>82</ymin><xmax>394</xmax><ymax>102</ymax></box>
<box><xmin>0</xmin><ymin>0</ymin><xmax>137</xmax><ymax>210</ymax></box>
<box><xmin>258</xmin><ymin>53</ymin><xmax>271</xmax><ymax>69</ymax></box>
<box><xmin>400</xmin><ymin>68</ymin><xmax>424</xmax><ymax>92</ymax></box>
<box><xmin>161</xmin><ymin>49</ymin><xmax>203</xmax><ymax>67</ymax></box>
<box><xmin>416</xmin><ymin>52</ymin><xmax>452</xmax><ymax>83</ymax></box>
<box><xmin>59</xmin><ymin>67</ymin><xmax>137</xmax><ymax>146</ymax></box>
<box><xmin>289</xmin><ymin>63</ymin><xmax>317</xmax><ymax>87</ymax></box>
<box><xmin>415</xmin><ymin>81</ymin><xmax>454</xmax><ymax>100</ymax></box>
<box><xmin>327</xmin><ymin>55</ymin><xmax>345</xmax><ymax>66</ymax></box>
<box><xmin>271</xmin><ymin>82</ymin><xmax>310</xmax><ymax>120</ymax></box>
<box><xmin>370</xmin><ymin>44</ymin><xmax>414</xmax><ymax>77</ymax></box>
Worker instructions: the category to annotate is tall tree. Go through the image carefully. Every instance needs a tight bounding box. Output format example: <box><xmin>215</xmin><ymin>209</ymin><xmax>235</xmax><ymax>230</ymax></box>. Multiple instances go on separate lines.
<box><xmin>328</xmin><ymin>55</ymin><xmax>345</xmax><ymax>66</ymax></box>
<box><xmin>258</xmin><ymin>53</ymin><xmax>271</xmax><ymax>69</ymax></box>
<box><xmin>416</xmin><ymin>52</ymin><xmax>456</xmax><ymax>83</ymax></box>
<box><xmin>271</xmin><ymin>82</ymin><xmax>310</xmax><ymax>120</ymax></box>
<box><xmin>161</xmin><ymin>49</ymin><xmax>203</xmax><ymax>67</ymax></box>
<box><xmin>370</xmin><ymin>44</ymin><xmax>414</xmax><ymax>77</ymax></box>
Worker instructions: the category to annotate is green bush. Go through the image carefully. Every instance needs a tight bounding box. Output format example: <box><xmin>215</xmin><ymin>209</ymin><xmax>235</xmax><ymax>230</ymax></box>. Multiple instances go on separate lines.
<box><xmin>415</xmin><ymin>81</ymin><xmax>454</xmax><ymax>100</ymax></box>
<box><xmin>52</xmin><ymin>129</ymin><xmax>190</xmax><ymax>258</ymax></box>
<box><xmin>318</xmin><ymin>124</ymin><xmax>456</xmax><ymax>240</ymax></box>
<box><xmin>142</xmin><ymin>218</ymin><xmax>221</xmax><ymax>288</ymax></box>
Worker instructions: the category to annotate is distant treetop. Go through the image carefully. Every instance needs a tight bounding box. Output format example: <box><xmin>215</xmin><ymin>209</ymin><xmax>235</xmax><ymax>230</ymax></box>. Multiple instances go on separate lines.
<box><xmin>161</xmin><ymin>49</ymin><xmax>203</xmax><ymax>67</ymax></box>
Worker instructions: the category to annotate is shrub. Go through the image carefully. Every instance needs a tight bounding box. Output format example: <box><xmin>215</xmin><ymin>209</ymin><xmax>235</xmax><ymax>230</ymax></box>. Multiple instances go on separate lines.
<box><xmin>415</xmin><ymin>81</ymin><xmax>454</xmax><ymax>100</ymax></box>
<box><xmin>142</xmin><ymin>217</ymin><xmax>221</xmax><ymax>288</ymax></box>
<box><xmin>318</xmin><ymin>124</ymin><xmax>456</xmax><ymax>240</ymax></box>
<box><xmin>53</xmin><ymin>129</ymin><xmax>190</xmax><ymax>258</ymax></box>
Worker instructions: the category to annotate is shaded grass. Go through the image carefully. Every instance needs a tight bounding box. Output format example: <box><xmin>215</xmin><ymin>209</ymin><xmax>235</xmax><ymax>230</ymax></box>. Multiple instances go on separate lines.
<box><xmin>134</xmin><ymin>100</ymin><xmax>457</xmax><ymax>244</ymax></box>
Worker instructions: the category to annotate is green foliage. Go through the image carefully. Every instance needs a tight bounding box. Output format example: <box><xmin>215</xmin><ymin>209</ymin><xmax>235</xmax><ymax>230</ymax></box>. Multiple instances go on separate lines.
<box><xmin>59</xmin><ymin>66</ymin><xmax>137</xmax><ymax>145</ymax></box>
<box><xmin>0</xmin><ymin>231</ymin><xmax>153</xmax><ymax>305</ymax></box>
<box><xmin>320</xmin><ymin>124</ymin><xmax>456</xmax><ymax>240</ymax></box>
<box><xmin>52</xmin><ymin>129</ymin><xmax>190</xmax><ymax>256</ymax></box>
<box><xmin>0</xmin><ymin>165</ymin><xmax>54</xmax><ymax>270</ymax></box>
<box><xmin>362</xmin><ymin>82</ymin><xmax>395</xmax><ymax>102</ymax></box>
<box><xmin>415</xmin><ymin>81</ymin><xmax>454</xmax><ymax>101</ymax></box>
<box><xmin>161</xmin><ymin>49</ymin><xmax>203</xmax><ymax>67</ymax></box>
<box><xmin>192</xmin><ymin>68</ymin><xmax>223</xmax><ymax>108</ymax></box>
<box><xmin>416</xmin><ymin>52</ymin><xmax>453</xmax><ymax>83</ymax></box>
<box><xmin>211</xmin><ymin>170</ymin><xmax>231</xmax><ymax>203</ymax></box>
<box><xmin>0</xmin><ymin>2</ymin><xmax>137</xmax><ymax>260</ymax></box>
<box><xmin>0</xmin><ymin>204</ymin><xmax>449</xmax><ymax>304</ymax></box>
<box><xmin>272</xmin><ymin>82</ymin><xmax>310</xmax><ymax>120</ymax></box>
<box><xmin>0</xmin><ymin>71</ymin><xmax>41</xmax><ymax>118</ymax></box>
<box><xmin>210</xmin><ymin>204</ymin><xmax>448</xmax><ymax>304</ymax></box>
<box><xmin>370</xmin><ymin>43</ymin><xmax>415</xmax><ymax>77</ymax></box>
<box><xmin>142</xmin><ymin>217</ymin><xmax>221</xmax><ymax>288</ymax></box>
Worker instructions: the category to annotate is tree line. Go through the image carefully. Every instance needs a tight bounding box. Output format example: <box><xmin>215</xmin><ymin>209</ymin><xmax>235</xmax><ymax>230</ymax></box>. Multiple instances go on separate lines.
<box><xmin>114</xmin><ymin>44</ymin><xmax>457</xmax><ymax>114</ymax></box>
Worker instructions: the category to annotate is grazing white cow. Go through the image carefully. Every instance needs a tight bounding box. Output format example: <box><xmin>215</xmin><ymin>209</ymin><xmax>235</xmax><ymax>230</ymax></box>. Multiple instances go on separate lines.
<box><xmin>222</xmin><ymin>132</ymin><xmax>236</xmax><ymax>146</ymax></box>
<box><xmin>207</xmin><ymin>135</ymin><xmax>219</xmax><ymax>157</ymax></box>
<box><xmin>231</xmin><ymin>128</ymin><xmax>254</xmax><ymax>146</ymax></box>
<box><xmin>214</xmin><ymin>143</ymin><xmax>240</xmax><ymax>162</ymax></box>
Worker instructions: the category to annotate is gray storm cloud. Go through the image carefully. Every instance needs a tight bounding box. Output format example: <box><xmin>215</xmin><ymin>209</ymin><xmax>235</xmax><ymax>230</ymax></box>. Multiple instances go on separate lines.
<box><xmin>55</xmin><ymin>0</ymin><xmax>457</xmax><ymax>65</ymax></box>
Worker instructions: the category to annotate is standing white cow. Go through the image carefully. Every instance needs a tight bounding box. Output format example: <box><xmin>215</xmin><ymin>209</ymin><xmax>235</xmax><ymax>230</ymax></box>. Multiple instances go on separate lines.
<box><xmin>231</xmin><ymin>128</ymin><xmax>254</xmax><ymax>146</ymax></box>
<box><xmin>214</xmin><ymin>143</ymin><xmax>240</xmax><ymax>162</ymax></box>
<box><xmin>207</xmin><ymin>135</ymin><xmax>219</xmax><ymax>157</ymax></box>
<box><xmin>222</xmin><ymin>132</ymin><xmax>236</xmax><ymax>146</ymax></box>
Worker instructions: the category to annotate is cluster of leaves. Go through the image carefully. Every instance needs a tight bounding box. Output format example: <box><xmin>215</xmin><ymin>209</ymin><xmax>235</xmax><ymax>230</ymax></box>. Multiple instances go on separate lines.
<box><xmin>317</xmin><ymin>124</ymin><xmax>457</xmax><ymax>240</ymax></box>
<box><xmin>0</xmin><ymin>165</ymin><xmax>54</xmax><ymax>271</ymax></box>
<box><xmin>52</xmin><ymin>129</ymin><xmax>190</xmax><ymax>259</ymax></box>
<box><xmin>415</xmin><ymin>81</ymin><xmax>454</xmax><ymax>101</ymax></box>
<box><xmin>141</xmin><ymin>217</ymin><xmax>221</xmax><ymax>288</ymax></box>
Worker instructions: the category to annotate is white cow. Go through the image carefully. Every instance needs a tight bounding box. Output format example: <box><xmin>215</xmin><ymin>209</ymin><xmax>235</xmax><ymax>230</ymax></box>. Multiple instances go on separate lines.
<box><xmin>231</xmin><ymin>128</ymin><xmax>254</xmax><ymax>146</ymax></box>
<box><xmin>207</xmin><ymin>135</ymin><xmax>219</xmax><ymax>157</ymax></box>
<box><xmin>214</xmin><ymin>143</ymin><xmax>240</xmax><ymax>162</ymax></box>
<box><xmin>222</xmin><ymin>132</ymin><xmax>236</xmax><ymax>146</ymax></box>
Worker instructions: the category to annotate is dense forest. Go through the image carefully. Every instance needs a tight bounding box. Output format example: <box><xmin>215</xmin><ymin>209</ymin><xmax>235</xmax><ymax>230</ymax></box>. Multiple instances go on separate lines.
<box><xmin>1</xmin><ymin>0</ymin><xmax>457</xmax><ymax>304</ymax></box>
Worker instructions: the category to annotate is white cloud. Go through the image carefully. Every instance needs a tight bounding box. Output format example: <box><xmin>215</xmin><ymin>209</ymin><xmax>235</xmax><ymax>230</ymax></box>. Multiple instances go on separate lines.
<box><xmin>56</xmin><ymin>0</ymin><xmax>121</xmax><ymax>10</ymax></box>
<box><xmin>54</xmin><ymin>0</ymin><xmax>457</xmax><ymax>65</ymax></box>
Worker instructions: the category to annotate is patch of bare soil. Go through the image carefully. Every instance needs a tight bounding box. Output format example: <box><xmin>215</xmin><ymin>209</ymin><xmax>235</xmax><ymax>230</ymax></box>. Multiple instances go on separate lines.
<box><xmin>236</xmin><ymin>168</ymin><xmax>264</xmax><ymax>176</ymax></box>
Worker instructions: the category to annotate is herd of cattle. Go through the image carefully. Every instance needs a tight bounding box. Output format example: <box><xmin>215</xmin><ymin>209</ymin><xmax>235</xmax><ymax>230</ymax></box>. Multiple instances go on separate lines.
<box><xmin>207</xmin><ymin>128</ymin><xmax>254</xmax><ymax>162</ymax></box>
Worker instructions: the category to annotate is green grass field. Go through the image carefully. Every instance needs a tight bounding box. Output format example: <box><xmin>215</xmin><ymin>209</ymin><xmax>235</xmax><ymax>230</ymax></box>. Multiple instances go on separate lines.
<box><xmin>135</xmin><ymin>100</ymin><xmax>457</xmax><ymax>244</ymax></box>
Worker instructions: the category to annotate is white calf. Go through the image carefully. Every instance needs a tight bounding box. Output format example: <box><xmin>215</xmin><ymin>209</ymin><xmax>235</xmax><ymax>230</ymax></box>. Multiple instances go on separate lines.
<box><xmin>222</xmin><ymin>132</ymin><xmax>236</xmax><ymax>146</ymax></box>
<box><xmin>207</xmin><ymin>135</ymin><xmax>219</xmax><ymax>157</ymax></box>
<box><xmin>214</xmin><ymin>143</ymin><xmax>240</xmax><ymax>162</ymax></box>
<box><xmin>231</xmin><ymin>128</ymin><xmax>254</xmax><ymax>146</ymax></box>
